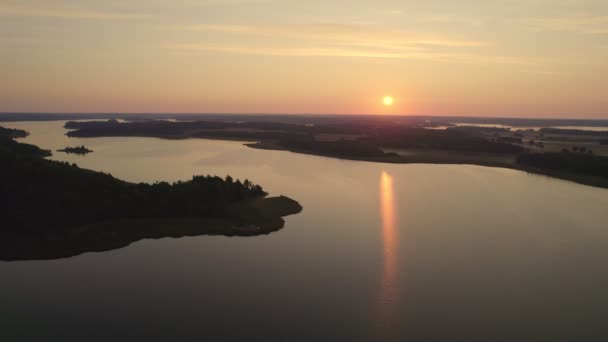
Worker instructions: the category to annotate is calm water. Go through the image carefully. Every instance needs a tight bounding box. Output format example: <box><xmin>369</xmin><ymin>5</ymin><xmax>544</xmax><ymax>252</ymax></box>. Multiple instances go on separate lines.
<box><xmin>2</xmin><ymin>121</ymin><xmax>608</xmax><ymax>341</ymax></box>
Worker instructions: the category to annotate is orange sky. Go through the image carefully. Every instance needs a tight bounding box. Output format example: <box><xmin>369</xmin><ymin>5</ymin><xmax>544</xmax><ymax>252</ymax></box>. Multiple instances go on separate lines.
<box><xmin>1</xmin><ymin>0</ymin><xmax>608</xmax><ymax>118</ymax></box>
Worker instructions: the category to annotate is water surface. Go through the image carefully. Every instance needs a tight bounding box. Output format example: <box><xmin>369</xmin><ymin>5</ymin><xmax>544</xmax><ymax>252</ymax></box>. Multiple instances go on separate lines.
<box><xmin>2</xmin><ymin>121</ymin><xmax>608</xmax><ymax>341</ymax></box>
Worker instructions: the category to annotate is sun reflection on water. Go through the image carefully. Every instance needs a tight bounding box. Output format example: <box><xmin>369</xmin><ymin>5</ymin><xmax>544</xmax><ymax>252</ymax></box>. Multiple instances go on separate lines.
<box><xmin>377</xmin><ymin>171</ymin><xmax>399</xmax><ymax>333</ymax></box>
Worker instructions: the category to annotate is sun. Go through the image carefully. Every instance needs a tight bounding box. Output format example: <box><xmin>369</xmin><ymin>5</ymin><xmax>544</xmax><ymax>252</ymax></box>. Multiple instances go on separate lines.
<box><xmin>383</xmin><ymin>96</ymin><xmax>394</xmax><ymax>107</ymax></box>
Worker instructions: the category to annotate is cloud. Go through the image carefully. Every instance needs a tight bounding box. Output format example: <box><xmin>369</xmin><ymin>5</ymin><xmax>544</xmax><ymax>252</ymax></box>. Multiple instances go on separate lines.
<box><xmin>421</xmin><ymin>14</ymin><xmax>485</xmax><ymax>27</ymax></box>
<box><xmin>377</xmin><ymin>9</ymin><xmax>404</xmax><ymax>16</ymax></box>
<box><xmin>0</xmin><ymin>3</ymin><xmax>147</xmax><ymax>20</ymax></box>
<box><xmin>166</xmin><ymin>43</ymin><xmax>534</xmax><ymax>66</ymax></box>
<box><xmin>167</xmin><ymin>43</ymin><xmax>413</xmax><ymax>58</ymax></box>
<box><xmin>521</xmin><ymin>15</ymin><xmax>608</xmax><ymax>34</ymax></box>
<box><xmin>164</xmin><ymin>23</ymin><xmax>539</xmax><ymax>66</ymax></box>
<box><xmin>170</xmin><ymin>23</ymin><xmax>487</xmax><ymax>49</ymax></box>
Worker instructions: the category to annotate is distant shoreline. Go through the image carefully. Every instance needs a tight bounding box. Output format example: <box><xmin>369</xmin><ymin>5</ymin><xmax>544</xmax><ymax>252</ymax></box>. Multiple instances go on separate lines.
<box><xmin>61</xmin><ymin>118</ymin><xmax>608</xmax><ymax>190</ymax></box>
<box><xmin>16</xmin><ymin>118</ymin><xmax>606</xmax><ymax>190</ymax></box>
<box><xmin>2</xmin><ymin>112</ymin><xmax>608</xmax><ymax>127</ymax></box>
<box><xmin>62</xmin><ymin>128</ymin><xmax>608</xmax><ymax>189</ymax></box>
<box><xmin>246</xmin><ymin>142</ymin><xmax>608</xmax><ymax>189</ymax></box>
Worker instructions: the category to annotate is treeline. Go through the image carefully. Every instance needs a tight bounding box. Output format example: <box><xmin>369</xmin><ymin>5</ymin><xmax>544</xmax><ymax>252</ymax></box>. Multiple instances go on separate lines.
<box><xmin>0</xmin><ymin>127</ymin><xmax>28</xmax><ymax>138</ymax></box>
<box><xmin>0</xmin><ymin>128</ymin><xmax>266</xmax><ymax>234</ymax></box>
<box><xmin>66</xmin><ymin>120</ymin><xmax>308</xmax><ymax>137</ymax></box>
<box><xmin>517</xmin><ymin>152</ymin><xmax>608</xmax><ymax>179</ymax></box>
<box><xmin>58</xmin><ymin>145</ymin><xmax>93</xmax><ymax>154</ymax></box>
<box><xmin>66</xmin><ymin>120</ymin><xmax>528</xmax><ymax>155</ymax></box>
<box><xmin>539</xmin><ymin>128</ymin><xmax>608</xmax><ymax>137</ymax></box>
<box><xmin>278</xmin><ymin>136</ymin><xmax>389</xmax><ymax>158</ymax></box>
<box><xmin>447</xmin><ymin>126</ymin><xmax>509</xmax><ymax>133</ymax></box>
<box><xmin>0</xmin><ymin>133</ymin><xmax>51</xmax><ymax>158</ymax></box>
<box><xmin>365</xmin><ymin>128</ymin><xmax>525</xmax><ymax>154</ymax></box>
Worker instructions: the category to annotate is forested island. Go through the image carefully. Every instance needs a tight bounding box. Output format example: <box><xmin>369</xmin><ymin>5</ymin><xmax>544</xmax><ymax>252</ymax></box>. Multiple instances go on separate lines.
<box><xmin>57</xmin><ymin>145</ymin><xmax>93</xmax><ymax>154</ymax></box>
<box><xmin>0</xmin><ymin>126</ymin><xmax>302</xmax><ymax>260</ymax></box>
<box><xmin>64</xmin><ymin>119</ymin><xmax>608</xmax><ymax>188</ymax></box>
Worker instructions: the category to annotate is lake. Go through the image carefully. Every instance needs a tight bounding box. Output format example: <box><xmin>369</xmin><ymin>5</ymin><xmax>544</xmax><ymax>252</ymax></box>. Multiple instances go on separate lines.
<box><xmin>2</xmin><ymin>121</ymin><xmax>608</xmax><ymax>341</ymax></box>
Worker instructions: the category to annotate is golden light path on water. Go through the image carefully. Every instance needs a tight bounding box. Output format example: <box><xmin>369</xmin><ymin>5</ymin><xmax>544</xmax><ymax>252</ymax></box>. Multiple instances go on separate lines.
<box><xmin>377</xmin><ymin>171</ymin><xmax>399</xmax><ymax>333</ymax></box>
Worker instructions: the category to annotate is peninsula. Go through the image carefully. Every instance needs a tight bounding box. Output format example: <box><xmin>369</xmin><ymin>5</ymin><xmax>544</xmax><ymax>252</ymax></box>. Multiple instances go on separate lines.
<box><xmin>0</xmin><ymin>126</ymin><xmax>302</xmax><ymax>261</ymax></box>
<box><xmin>0</xmin><ymin>126</ymin><xmax>28</xmax><ymax>138</ymax></box>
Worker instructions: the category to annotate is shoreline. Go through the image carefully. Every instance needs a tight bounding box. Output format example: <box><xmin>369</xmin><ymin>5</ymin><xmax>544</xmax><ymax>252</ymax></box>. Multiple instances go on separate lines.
<box><xmin>246</xmin><ymin>142</ymin><xmax>608</xmax><ymax>189</ymax></box>
<box><xmin>0</xmin><ymin>196</ymin><xmax>303</xmax><ymax>261</ymax></box>
<box><xmin>63</xmin><ymin>126</ymin><xmax>608</xmax><ymax>190</ymax></box>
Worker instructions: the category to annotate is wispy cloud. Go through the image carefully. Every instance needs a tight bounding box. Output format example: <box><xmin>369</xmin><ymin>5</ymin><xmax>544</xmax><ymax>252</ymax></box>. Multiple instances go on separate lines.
<box><xmin>521</xmin><ymin>15</ymin><xmax>608</xmax><ymax>34</ymax></box>
<box><xmin>166</xmin><ymin>43</ymin><xmax>534</xmax><ymax>66</ymax></box>
<box><xmin>170</xmin><ymin>23</ymin><xmax>487</xmax><ymax>48</ymax></box>
<box><xmin>164</xmin><ymin>23</ymin><xmax>539</xmax><ymax>66</ymax></box>
<box><xmin>0</xmin><ymin>4</ymin><xmax>147</xmax><ymax>20</ymax></box>
<box><xmin>167</xmin><ymin>43</ymin><xmax>415</xmax><ymax>59</ymax></box>
<box><xmin>374</xmin><ymin>9</ymin><xmax>485</xmax><ymax>27</ymax></box>
<box><xmin>377</xmin><ymin>9</ymin><xmax>404</xmax><ymax>16</ymax></box>
<box><xmin>421</xmin><ymin>14</ymin><xmax>485</xmax><ymax>27</ymax></box>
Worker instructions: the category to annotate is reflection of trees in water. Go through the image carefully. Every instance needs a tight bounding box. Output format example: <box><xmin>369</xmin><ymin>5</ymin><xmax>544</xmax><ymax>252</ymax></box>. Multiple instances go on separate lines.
<box><xmin>0</xmin><ymin>202</ymin><xmax>298</xmax><ymax>262</ymax></box>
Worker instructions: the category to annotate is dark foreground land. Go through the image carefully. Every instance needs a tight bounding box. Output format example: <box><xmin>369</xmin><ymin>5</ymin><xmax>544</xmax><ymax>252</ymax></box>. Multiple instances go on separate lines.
<box><xmin>0</xmin><ymin>127</ymin><xmax>302</xmax><ymax>261</ymax></box>
<box><xmin>64</xmin><ymin>119</ymin><xmax>608</xmax><ymax>189</ymax></box>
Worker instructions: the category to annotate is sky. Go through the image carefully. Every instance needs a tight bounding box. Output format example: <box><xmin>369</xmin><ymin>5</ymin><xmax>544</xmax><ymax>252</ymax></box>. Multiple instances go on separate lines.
<box><xmin>1</xmin><ymin>0</ymin><xmax>607</xmax><ymax>118</ymax></box>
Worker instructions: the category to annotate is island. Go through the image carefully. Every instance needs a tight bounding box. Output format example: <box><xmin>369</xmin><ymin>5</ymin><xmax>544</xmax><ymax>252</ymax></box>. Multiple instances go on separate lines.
<box><xmin>57</xmin><ymin>145</ymin><xmax>93</xmax><ymax>154</ymax></box>
<box><xmin>64</xmin><ymin>119</ymin><xmax>608</xmax><ymax>189</ymax></box>
<box><xmin>0</xmin><ymin>126</ymin><xmax>302</xmax><ymax>261</ymax></box>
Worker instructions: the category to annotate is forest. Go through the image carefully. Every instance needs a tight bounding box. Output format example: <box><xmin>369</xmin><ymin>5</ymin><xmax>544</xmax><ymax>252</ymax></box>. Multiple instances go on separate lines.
<box><xmin>364</xmin><ymin>127</ymin><xmax>525</xmax><ymax>154</ymax></box>
<box><xmin>517</xmin><ymin>151</ymin><xmax>608</xmax><ymax>179</ymax></box>
<box><xmin>0</xmin><ymin>126</ymin><xmax>28</xmax><ymax>138</ymax></box>
<box><xmin>0</xmin><ymin>127</ymin><xmax>269</xmax><ymax>235</ymax></box>
<box><xmin>66</xmin><ymin>119</ymin><xmax>525</xmax><ymax>155</ymax></box>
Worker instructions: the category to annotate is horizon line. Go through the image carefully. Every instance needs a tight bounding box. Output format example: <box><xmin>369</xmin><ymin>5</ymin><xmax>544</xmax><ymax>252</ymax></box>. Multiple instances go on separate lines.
<box><xmin>1</xmin><ymin>112</ymin><xmax>608</xmax><ymax>121</ymax></box>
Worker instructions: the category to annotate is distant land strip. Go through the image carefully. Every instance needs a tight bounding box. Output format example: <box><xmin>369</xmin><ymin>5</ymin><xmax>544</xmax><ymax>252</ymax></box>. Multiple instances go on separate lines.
<box><xmin>64</xmin><ymin>119</ymin><xmax>608</xmax><ymax>189</ymax></box>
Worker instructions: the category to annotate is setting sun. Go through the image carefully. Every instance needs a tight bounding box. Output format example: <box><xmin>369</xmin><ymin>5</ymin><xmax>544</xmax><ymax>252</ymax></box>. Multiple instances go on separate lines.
<box><xmin>383</xmin><ymin>96</ymin><xmax>394</xmax><ymax>107</ymax></box>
